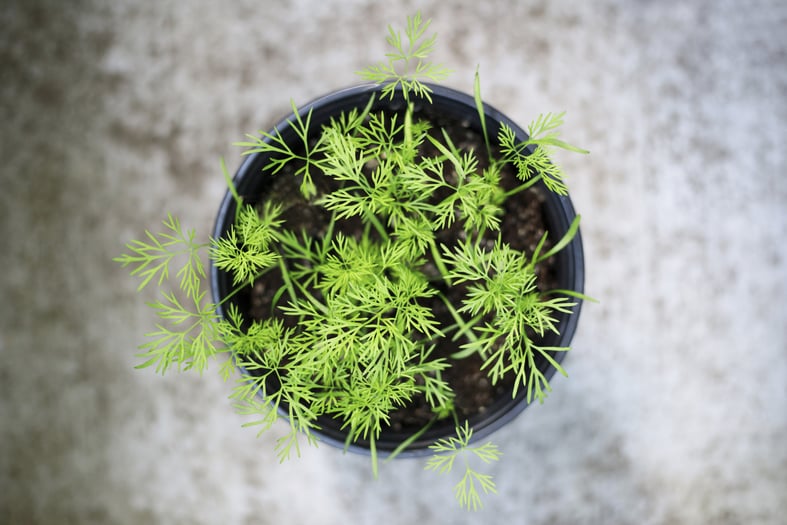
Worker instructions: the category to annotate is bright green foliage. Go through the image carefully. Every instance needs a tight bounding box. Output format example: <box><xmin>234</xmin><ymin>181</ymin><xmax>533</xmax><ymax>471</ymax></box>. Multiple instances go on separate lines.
<box><xmin>115</xmin><ymin>11</ymin><xmax>590</xmax><ymax>512</ymax></box>
<box><xmin>357</xmin><ymin>11</ymin><xmax>452</xmax><ymax>102</ymax></box>
<box><xmin>426</xmin><ymin>421</ymin><xmax>502</xmax><ymax>511</ymax></box>
<box><xmin>114</xmin><ymin>214</ymin><xmax>221</xmax><ymax>374</ymax></box>
<box><xmin>441</xmin><ymin>238</ymin><xmax>578</xmax><ymax>402</ymax></box>
<box><xmin>234</xmin><ymin>101</ymin><xmax>320</xmax><ymax>198</ymax></box>
<box><xmin>499</xmin><ymin>112</ymin><xmax>590</xmax><ymax>195</ymax></box>
<box><xmin>273</xmin><ymin>230</ymin><xmax>455</xmax><ymax>448</ymax></box>
<box><xmin>225</xmin><ymin>302</ymin><xmax>322</xmax><ymax>461</ymax></box>
<box><xmin>114</xmin><ymin>213</ymin><xmax>206</xmax><ymax>300</ymax></box>
<box><xmin>137</xmin><ymin>290</ymin><xmax>222</xmax><ymax>374</ymax></box>
<box><xmin>211</xmin><ymin>202</ymin><xmax>283</xmax><ymax>286</ymax></box>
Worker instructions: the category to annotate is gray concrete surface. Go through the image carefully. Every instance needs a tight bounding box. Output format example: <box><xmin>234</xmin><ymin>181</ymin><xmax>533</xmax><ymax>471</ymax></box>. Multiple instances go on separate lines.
<box><xmin>1</xmin><ymin>0</ymin><xmax>785</xmax><ymax>523</ymax></box>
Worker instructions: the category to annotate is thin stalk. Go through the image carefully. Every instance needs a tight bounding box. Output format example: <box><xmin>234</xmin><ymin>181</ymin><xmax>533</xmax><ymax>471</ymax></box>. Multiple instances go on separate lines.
<box><xmin>502</xmin><ymin>173</ymin><xmax>543</xmax><ymax>199</ymax></box>
<box><xmin>365</xmin><ymin>212</ymin><xmax>390</xmax><ymax>242</ymax></box>
<box><xmin>370</xmin><ymin>437</ymin><xmax>379</xmax><ymax>479</ymax></box>
<box><xmin>221</xmin><ymin>157</ymin><xmax>242</xmax><ymax>207</ymax></box>
<box><xmin>437</xmin><ymin>292</ymin><xmax>481</xmax><ymax>359</ymax></box>
<box><xmin>544</xmin><ymin>288</ymin><xmax>598</xmax><ymax>303</ymax></box>
<box><xmin>535</xmin><ymin>215</ymin><xmax>581</xmax><ymax>264</ymax></box>
<box><xmin>216</xmin><ymin>265</ymin><xmax>276</xmax><ymax>307</ymax></box>
<box><xmin>385</xmin><ymin>417</ymin><xmax>438</xmax><ymax>463</ymax></box>
<box><xmin>473</xmin><ymin>68</ymin><xmax>493</xmax><ymax>163</ymax></box>
<box><xmin>404</xmin><ymin>102</ymin><xmax>414</xmax><ymax>152</ymax></box>
<box><xmin>428</xmin><ymin>239</ymin><xmax>452</xmax><ymax>286</ymax></box>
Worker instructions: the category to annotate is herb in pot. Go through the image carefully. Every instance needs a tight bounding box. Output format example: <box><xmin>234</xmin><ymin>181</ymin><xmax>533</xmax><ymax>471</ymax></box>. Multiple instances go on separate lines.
<box><xmin>116</xmin><ymin>12</ymin><xmax>591</xmax><ymax>510</ymax></box>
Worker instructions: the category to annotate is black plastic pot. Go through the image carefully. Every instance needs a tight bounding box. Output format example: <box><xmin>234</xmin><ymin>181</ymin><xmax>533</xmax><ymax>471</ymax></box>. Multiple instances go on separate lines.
<box><xmin>210</xmin><ymin>83</ymin><xmax>584</xmax><ymax>457</ymax></box>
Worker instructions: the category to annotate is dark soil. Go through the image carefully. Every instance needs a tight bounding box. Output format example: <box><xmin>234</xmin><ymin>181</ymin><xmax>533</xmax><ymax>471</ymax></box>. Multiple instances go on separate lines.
<box><xmin>243</xmin><ymin>106</ymin><xmax>559</xmax><ymax>435</ymax></box>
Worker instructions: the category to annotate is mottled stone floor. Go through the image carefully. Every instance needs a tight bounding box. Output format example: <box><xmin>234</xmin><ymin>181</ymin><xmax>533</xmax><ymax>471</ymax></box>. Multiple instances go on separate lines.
<box><xmin>1</xmin><ymin>1</ymin><xmax>785</xmax><ymax>523</ymax></box>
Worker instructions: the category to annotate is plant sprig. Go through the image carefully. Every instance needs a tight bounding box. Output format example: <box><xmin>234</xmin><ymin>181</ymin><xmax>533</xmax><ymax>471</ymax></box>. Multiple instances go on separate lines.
<box><xmin>115</xmin><ymin>214</ymin><xmax>224</xmax><ymax>374</ymax></box>
<box><xmin>235</xmin><ymin>101</ymin><xmax>321</xmax><ymax>198</ymax></box>
<box><xmin>499</xmin><ymin>112</ymin><xmax>590</xmax><ymax>195</ymax></box>
<box><xmin>211</xmin><ymin>202</ymin><xmax>284</xmax><ymax>286</ymax></box>
<box><xmin>425</xmin><ymin>421</ymin><xmax>502</xmax><ymax>511</ymax></box>
<box><xmin>114</xmin><ymin>213</ymin><xmax>207</xmax><ymax>300</ymax></box>
<box><xmin>135</xmin><ymin>290</ymin><xmax>224</xmax><ymax>374</ymax></box>
<box><xmin>357</xmin><ymin>11</ymin><xmax>452</xmax><ymax>102</ymax></box>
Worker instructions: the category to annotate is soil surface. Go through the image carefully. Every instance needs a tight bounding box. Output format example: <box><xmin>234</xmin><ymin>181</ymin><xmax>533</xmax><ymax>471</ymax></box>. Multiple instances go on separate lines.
<box><xmin>243</xmin><ymin>106</ymin><xmax>559</xmax><ymax>435</ymax></box>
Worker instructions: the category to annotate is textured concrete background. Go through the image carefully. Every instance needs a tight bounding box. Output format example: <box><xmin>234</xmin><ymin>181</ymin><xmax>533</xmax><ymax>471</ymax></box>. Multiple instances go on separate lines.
<box><xmin>1</xmin><ymin>0</ymin><xmax>785</xmax><ymax>523</ymax></box>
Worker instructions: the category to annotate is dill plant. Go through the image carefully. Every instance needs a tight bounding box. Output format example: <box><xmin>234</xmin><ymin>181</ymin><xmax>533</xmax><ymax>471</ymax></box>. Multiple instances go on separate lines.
<box><xmin>115</xmin><ymin>12</ymin><xmax>590</xmax><ymax>510</ymax></box>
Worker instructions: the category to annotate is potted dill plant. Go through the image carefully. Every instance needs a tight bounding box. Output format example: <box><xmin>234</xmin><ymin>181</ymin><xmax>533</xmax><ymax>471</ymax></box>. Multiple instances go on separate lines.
<box><xmin>115</xmin><ymin>13</ymin><xmax>590</xmax><ymax>510</ymax></box>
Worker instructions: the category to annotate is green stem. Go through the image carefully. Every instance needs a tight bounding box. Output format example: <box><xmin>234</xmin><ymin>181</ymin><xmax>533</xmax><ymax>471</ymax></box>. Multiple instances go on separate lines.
<box><xmin>472</xmin><ymin>223</ymin><xmax>488</xmax><ymax>250</ymax></box>
<box><xmin>544</xmin><ymin>288</ymin><xmax>598</xmax><ymax>303</ymax></box>
<box><xmin>404</xmin><ymin>102</ymin><xmax>414</xmax><ymax>152</ymax></box>
<box><xmin>370</xmin><ymin>436</ymin><xmax>379</xmax><ymax>479</ymax></box>
<box><xmin>216</xmin><ymin>265</ymin><xmax>276</xmax><ymax>307</ymax></box>
<box><xmin>473</xmin><ymin>68</ymin><xmax>493</xmax><ymax>163</ymax></box>
<box><xmin>502</xmin><ymin>173</ymin><xmax>543</xmax><ymax>199</ymax></box>
<box><xmin>277</xmin><ymin>255</ymin><xmax>300</xmax><ymax>308</ymax></box>
<box><xmin>437</xmin><ymin>292</ymin><xmax>480</xmax><ymax>358</ymax></box>
<box><xmin>385</xmin><ymin>417</ymin><xmax>437</xmax><ymax>463</ymax></box>
<box><xmin>429</xmin><ymin>239</ymin><xmax>451</xmax><ymax>286</ymax></box>
<box><xmin>221</xmin><ymin>157</ymin><xmax>242</xmax><ymax>207</ymax></box>
<box><xmin>365</xmin><ymin>212</ymin><xmax>389</xmax><ymax>242</ymax></box>
<box><xmin>535</xmin><ymin>215</ymin><xmax>581</xmax><ymax>264</ymax></box>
